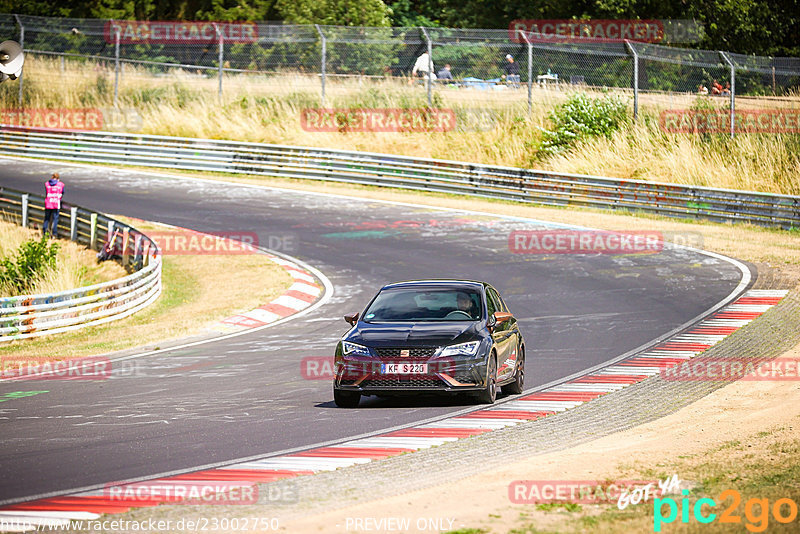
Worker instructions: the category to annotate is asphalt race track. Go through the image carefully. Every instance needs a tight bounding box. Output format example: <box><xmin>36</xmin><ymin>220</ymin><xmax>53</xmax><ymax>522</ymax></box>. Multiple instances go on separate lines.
<box><xmin>0</xmin><ymin>158</ymin><xmax>750</xmax><ymax>504</ymax></box>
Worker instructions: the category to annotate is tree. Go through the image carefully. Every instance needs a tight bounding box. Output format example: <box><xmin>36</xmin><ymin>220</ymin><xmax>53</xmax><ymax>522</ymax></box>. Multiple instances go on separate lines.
<box><xmin>276</xmin><ymin>0</ymin><xmax>392</xmax><ymax>27</ymax></box>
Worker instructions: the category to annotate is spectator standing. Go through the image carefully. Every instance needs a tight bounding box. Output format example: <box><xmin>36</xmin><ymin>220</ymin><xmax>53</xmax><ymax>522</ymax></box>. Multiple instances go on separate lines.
<box><xmin>502</xmin><ymin>54</ymin><xmax>520</xmax><ymax>85</ymax></box>
<box><xmin>43</xmin><ymin>173</ymin><xmax>64</xmax><ymax>238</ymax></box>
<box><xmin>410</xmin><ymin>52</ymin><xmax>435</xmax><ymax>84</ymax></box>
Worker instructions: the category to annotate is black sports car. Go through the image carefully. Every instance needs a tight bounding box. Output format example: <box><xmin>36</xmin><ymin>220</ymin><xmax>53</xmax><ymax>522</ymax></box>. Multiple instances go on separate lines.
<box><xmin>333</xmin><ymin>280</ymin><xmax>525</xmax><ymax>408</ymax></box>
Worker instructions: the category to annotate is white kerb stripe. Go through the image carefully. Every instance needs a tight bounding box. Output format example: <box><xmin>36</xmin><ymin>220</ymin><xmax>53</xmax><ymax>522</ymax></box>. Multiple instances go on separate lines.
<box><xmin>272</xmin><ymin>294</ymin><xmax>312</xmax><ymax>310</ymax></box>
<box><xmin>289</xmin><ymin>282</ymin><xmax>321</xmax><ymax>296</ymax></box>
<box><xmin>418</xmin><ymin>419</ymin><xmax>522</xmax><ymax>429</ymax></box>
<box><xmin>497</xmin><ymin>400</ymin><xmax>583</xmax><ymax>411</ymax></box>
<box><xmin>288</xmin><ymin>270</ymin><xmax>316</xmax><ymax>283</ymax></box>
<box><xmin>548</xmin><ymin>383</ymin><xmax>630</xmax><ymax>392</ymax></box>
<box><xmin>337</xmin><ymin>436</ymin><xmax>459</xmax><ymax>449</ymax></box>
<box><xmin>240</xmin><ymin>308</ymin><xmax>282</xmax><ymax>323</ymax></box>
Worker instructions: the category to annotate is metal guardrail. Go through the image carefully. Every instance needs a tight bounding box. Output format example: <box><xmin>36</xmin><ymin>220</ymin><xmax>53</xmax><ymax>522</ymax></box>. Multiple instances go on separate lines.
<box><xmin>0</xmin><ymin>185</ymin><xmax>162</xmax><ymax>341</ymax></box>
<box><xmin>0</xmin><ymin>128</ymin><xmax>798</xmax><ymax>229</ymax></box>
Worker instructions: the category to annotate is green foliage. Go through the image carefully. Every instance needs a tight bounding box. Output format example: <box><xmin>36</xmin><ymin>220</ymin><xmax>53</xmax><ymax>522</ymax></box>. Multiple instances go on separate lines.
<box><xmin>276</xmin><ymin>0</ymin><xmax>392</xmax><ymax>26</ymax></box>
<box><xmin>0</xmin><ymin>235</ymin><xmax>59</xmax><ymax>295</ymax></box>
<box><xmin>539</xmin><ymin>92</ymin><xmax>629</xmax><ymax>155</ymax></box>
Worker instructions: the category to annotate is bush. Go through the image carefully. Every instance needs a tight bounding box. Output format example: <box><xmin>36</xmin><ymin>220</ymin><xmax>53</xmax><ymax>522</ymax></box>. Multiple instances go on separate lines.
<box><xmin>539</xmin><ymin>92</ymin><xmax>629</xmax><ymax>155</ymax></box>
<box><xmin>0</xmin><ymin>236</ymin><xmax>60</xmax><ymax>295</ymax></box>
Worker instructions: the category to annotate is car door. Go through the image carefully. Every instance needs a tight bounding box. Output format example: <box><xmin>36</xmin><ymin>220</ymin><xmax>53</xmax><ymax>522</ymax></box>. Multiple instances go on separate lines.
<box><xmin>486</xmin><ymin>287</ymin><xmax>514</xmax><ymax>381</ymax></box>
<box><xmin>497</xmin><ymin>291</ymin><xmax>521</xmax><ymax>380</ymax></box>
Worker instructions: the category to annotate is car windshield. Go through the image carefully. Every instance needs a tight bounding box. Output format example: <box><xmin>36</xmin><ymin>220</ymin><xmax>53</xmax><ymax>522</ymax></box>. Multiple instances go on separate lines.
<box><xmin>362</xmin><ymin>288</ymin><xmax>482</xmax><ymax>322</ymax></box>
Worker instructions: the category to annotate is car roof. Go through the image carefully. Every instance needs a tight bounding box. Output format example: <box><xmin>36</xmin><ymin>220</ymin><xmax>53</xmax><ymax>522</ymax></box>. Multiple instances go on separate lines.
<box><xmin>381</xmin><ymin>279</ymin><xmax>486</xmax><ymax>291</ymax></box>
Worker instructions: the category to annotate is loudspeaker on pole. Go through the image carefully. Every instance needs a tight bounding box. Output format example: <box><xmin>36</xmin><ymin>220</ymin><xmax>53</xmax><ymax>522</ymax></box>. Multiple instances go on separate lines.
<box><xmin>0</xmin><ymin>40</ymin><xmax>24</xmax><ymax>82</ymax></box>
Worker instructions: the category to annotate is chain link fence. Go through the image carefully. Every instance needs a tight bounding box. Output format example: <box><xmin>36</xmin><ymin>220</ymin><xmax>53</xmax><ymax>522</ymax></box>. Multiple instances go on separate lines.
<box><xmin>2</xmin><ymin>14</ymin><xmax>799</xmax><ymax>133</ymax></box>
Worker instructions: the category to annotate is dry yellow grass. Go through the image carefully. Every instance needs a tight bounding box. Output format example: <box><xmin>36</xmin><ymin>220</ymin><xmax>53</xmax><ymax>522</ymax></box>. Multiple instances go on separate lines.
<box><xmin>0</xmin><ymin>219</ymin><xmax>126</xmax><ymax>296</ymax></box>
<box><xmin>0</xmin><ymin>218</ymin><xmax>294</xmax><ymax>360</ymax></box>
<box><xmin>5</xmin><ymin>55</ymin><xmax>799</xmax><ymax>195</ymax></box>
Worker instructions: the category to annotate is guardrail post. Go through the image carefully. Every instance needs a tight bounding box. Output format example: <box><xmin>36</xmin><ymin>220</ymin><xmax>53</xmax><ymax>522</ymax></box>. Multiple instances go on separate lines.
<box><xmin>21</xmin><ymin>193</ymin><xmax>28</xmax><ymax>228</ymax></box>
<box><xmin>122</xmin><ymin>227</ymin><xmax>130</xmax><ymax>268</ymax></box>
<box><xmin>315</xmin><ymin>25</ymin><xmax>327</xmax><ymax>108</ymax></box>
<box><xmin>719</xmin><ymin>51</ymin><xmax>736</xmax><ymax>138</ymax></box>
<box><xmin>142</xmin><ymin>240</ymin><xmax>151</xmax><ymax>267</ymax></box>
<box><xmin>107</xmin><ymin>220</ymin><xmax>115</xmax><ymax>241</ymax></box>
<box><xmin>134</xmin><ymin>234</ymin><xmax>142</xmax><ymax>269</ymax></box>
<box><xmin>69</xmin><ymin>207</ymin><xmax>78</xmax><ymax>241</ymax></box>
<box><xmin>113</xmin><ymin>25</ymin><xmax>121</xmax><ymax>107</ymax></box>
<box><xmin>420</xmin><ymin>27</ymin><xmax>433</xmax><ymax>108</ymax></box>
<box><xmin>14</xmin><ymin>15</ymin><xmax>24</xmax><ymax>105</ymax></box>
<box><xmin>624</xmin><ymin>40</ymin><xmax>639</xmax><ymax>121</ymax></box>
<box><xmin>90</xmin><ymin>213</ymin><xmax>98</xmax><ymax>249</ymax></box>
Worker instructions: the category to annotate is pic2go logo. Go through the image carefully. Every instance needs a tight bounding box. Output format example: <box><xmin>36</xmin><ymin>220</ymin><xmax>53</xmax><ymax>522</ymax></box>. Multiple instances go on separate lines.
<box><xmin>654</xmin><ymin>489</ymin><xmax>798</xmax><ymax>532</ymax></box>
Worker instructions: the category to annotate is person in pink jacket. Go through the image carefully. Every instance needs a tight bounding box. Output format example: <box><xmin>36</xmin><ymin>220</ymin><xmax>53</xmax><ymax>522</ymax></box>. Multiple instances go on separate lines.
<box><xmin>43</xmin><ymin>173</ymin><xmax>65</xmax><ymax>237</ymax></box>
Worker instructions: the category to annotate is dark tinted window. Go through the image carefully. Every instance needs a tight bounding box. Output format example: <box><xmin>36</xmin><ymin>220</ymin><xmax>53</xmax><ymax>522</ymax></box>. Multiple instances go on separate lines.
<box><xmin>363</xmin><ymin>288</ymin><xmax>482</xmax><ymax>322</ymax></box>
<box><xmin>486</xmin><ymin>288</ymin><xmax>498</xmax><ymax>317</ymax></box>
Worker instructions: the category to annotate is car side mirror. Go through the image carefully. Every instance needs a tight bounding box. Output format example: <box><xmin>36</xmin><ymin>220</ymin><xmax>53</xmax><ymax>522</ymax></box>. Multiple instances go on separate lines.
<box><xmin>494</xmin><ymin>311</ymin><xmax>513</xmax><ymax>324</ymax></box>
<box><xmin>487</xmin><ymin>313</ymin><xmax>497</xmax><ymax>331</ymax></box>
<box><xmin>344</xmin><ymin>312</ymin><xmax>359</xmax><ymax>326</ymax></box>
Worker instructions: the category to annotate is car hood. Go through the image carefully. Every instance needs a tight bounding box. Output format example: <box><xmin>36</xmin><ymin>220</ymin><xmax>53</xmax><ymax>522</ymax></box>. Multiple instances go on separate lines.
<box><xmin>349</xmin><ymin>321</ymin><xmax>482</xmax><ymax>347</ymax></box>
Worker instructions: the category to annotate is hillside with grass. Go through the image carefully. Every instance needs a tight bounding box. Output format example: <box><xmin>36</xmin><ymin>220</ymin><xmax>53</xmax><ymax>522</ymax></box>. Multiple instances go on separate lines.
<box><xmin>3</xmin><ymin>56</ymin><xmax>799</xmax><ymax>195</ymax></box>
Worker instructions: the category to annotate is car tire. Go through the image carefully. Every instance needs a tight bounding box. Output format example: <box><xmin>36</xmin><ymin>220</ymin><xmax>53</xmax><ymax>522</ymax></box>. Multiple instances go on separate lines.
<box><xmin>504</xmin><ymin>346</ymin><xmax>525</xmax><ymax>395</ymax></box>
<box><xmin>477</xmin><ymin>355</ymin><xmax>497</xmax><ymax>404</ymax></box>
<box><xmin>334</xmin><ymin>388</ymin><xmax>361</xmax><ymax>408</ymax></box>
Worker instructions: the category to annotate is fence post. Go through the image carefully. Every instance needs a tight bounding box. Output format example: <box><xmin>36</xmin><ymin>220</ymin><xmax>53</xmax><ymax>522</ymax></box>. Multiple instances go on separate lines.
<box><xmin>122</xmin><ymin>227</ymin><xmax>130</xmax><ymax>268</ymax></box>
<box><xmin>315</xmin><ymin>24</ymin><xmax>326</xmax><ymax>107</ymax></box>
<box><xmin>719</xmin><ymin>51</ymin><xmax>735</xmax><ymax>138</ymax></box>
<box><xmin>114</xmin><ymin>25</ymin><xmax>120</xmax><ymax>107</ymax></box>
<box><xmin>14</xmin><ymin>15</ymin><xmax>23</xmax><ymax>105</ymax></box>
<box><xmin>90</xmin><ymin>212</ymin><xmax>97</xmax><ymax>249</ymax></box>
<box><xmin>420</xmin><ymin>27</ymin><xmax>432</xmax><ymax>108</ymax></box>
<box><xmin>521</xmin><ymin>32</ymin><xmax>533</xmax><ymax>115</ymax></box>
<box><xmin>21</xmin><ymin>193</ymin><xmax>28</xmax><ymax>228</ymax></box>
<box><xmin>213</xmin><ymin>23</ymin><xmax>224</xmax><ymax>102</ymax></box>
<box><xmin>624</xmin><ymin>40</ymin><xmax>638</xmax><ymax>121</ymax></box>
<box><xmin>69</xmin><ymin>207</ymin><xmax>78</xmax><ymax>241</ymax></box>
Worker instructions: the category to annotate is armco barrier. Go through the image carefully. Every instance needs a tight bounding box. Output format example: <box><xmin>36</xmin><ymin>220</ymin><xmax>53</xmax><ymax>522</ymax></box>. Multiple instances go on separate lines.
<box><xmin>0</xmin><ymin>128</ymin><xmax>798</xmax><ymax>228</ymax></box>
<box><xmin>0</xmin><ymin>186</ymin><xmax>162</xmax><ymax>341</ymax></box>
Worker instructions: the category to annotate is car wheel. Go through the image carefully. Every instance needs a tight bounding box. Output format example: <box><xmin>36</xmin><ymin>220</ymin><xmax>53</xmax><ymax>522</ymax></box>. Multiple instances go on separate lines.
<box><xmin>334</xmin><ymin>388</ymin><xmax>361</xmax><ymax>408</ymax></box>
<box><xmin>477</xmin><ymin>355</ymin><xmax>497</xmax><ymax>404</ymax></box>
<box><xmin>504</xmin><ymin>346</ymin><xmax>525</xmax><ymax>395</ymax></box>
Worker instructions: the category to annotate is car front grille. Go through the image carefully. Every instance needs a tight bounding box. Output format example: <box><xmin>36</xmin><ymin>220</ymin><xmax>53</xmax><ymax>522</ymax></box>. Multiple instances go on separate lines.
<box><xmin>361</xmin><ymin>376</ymin><xmax>444</xmax><ymax>389</ymax></box>
<box><xmin>374</xmin><ymin>347</ymin><xmax>437</xmax><ymax>361</ymax></box>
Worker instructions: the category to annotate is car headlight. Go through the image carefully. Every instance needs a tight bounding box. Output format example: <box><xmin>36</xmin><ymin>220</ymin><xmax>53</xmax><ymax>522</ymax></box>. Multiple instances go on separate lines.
<box><xmin>437</xmin><ymin>341</ymin><xmax>480</xmax><ymax>358</ymax></box>
<box><xmin>342</xmin><ymin>341</ymin><xmax>371</xmax><ymax>357</ymax></box>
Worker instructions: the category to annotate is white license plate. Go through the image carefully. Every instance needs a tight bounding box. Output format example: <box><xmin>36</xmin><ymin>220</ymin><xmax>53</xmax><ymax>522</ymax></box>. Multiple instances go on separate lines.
<box><xmin>381</xmin><ymin>363</ymin><xmax>428</xmax><ymax>374</ymax></box>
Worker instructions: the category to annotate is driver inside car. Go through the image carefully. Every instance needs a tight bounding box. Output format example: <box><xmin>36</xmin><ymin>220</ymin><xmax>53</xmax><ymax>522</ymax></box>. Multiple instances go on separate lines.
<box><xmin>456</xmin><ymin>292</ymin><xmax>478</xmax><ymax>319</ymax></box>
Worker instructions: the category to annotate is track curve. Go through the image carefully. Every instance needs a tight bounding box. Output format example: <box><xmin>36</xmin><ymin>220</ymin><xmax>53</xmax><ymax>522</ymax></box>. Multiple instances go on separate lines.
<box><xmin>0</xmin><ymin>158</ymin><xmax>750</xmax><ymax>503</ymax></box>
